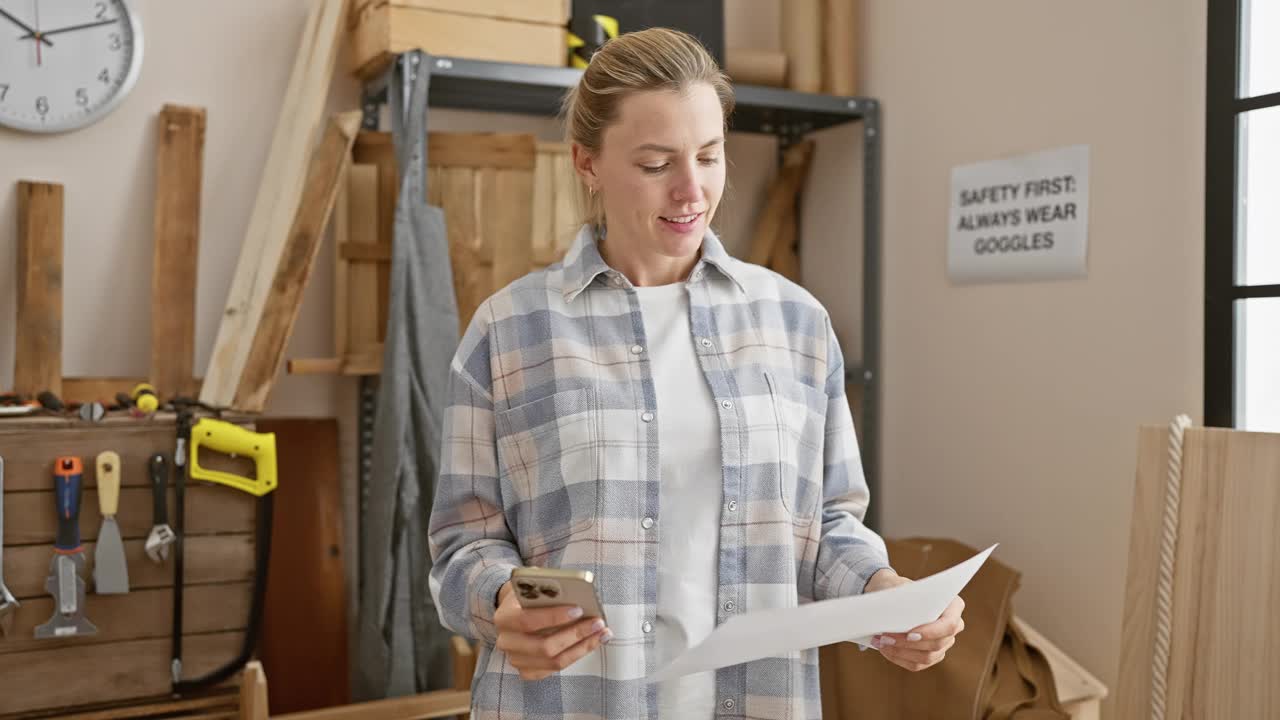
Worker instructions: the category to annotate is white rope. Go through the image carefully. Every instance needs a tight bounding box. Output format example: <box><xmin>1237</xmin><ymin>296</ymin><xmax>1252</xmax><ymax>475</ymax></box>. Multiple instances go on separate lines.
<box><xmin>1150</xmin><ymin>413</ymin><xmax>1192</xmax><ymax>720</ymax></box>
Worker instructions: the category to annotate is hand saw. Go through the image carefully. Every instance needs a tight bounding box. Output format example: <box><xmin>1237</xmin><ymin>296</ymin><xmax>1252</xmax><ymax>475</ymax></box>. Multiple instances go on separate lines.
<box><xmin>171</xmin><ymin>411</ymin><xmax>278</xmax><ymax>694</ymax></box>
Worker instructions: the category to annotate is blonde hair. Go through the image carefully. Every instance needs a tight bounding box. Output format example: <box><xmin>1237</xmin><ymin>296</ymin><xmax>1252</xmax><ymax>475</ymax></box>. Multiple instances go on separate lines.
<box><xmin>560</xmin><ymin>28</ymin><xmax>735</xmax><ymax>229</ymax></box>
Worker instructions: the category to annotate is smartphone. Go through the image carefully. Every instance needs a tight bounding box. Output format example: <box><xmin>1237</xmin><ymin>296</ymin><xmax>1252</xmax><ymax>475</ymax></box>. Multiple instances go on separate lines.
<box><xmin>511</xmin><ymin>567</ymin><xmax>607</xmax><ymax>626</ymax></box>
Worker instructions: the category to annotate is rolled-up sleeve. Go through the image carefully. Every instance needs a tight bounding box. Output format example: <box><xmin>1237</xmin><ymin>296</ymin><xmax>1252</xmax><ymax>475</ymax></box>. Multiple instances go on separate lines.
<box><xmin>812</xmin><ymin>317</ymin><xmax>892</xmax><ymax>600</ymax></box>
<box><xmin>428</xmin><ymin>307</ymin><xmax>523</xmax><ymax>644</ymax></box>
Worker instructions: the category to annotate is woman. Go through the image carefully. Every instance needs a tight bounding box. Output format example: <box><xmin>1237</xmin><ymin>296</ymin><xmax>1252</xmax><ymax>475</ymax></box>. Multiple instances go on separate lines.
<box><xmin>428</xmin><ymin>28</ymin><xmax>964</xmax><ymax>719</ymax></box>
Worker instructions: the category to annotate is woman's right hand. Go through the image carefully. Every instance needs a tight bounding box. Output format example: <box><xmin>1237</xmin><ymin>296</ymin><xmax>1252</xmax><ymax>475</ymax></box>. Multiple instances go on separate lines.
<box><xmin>494</xmin><ymin>581</ymin><xmax>613</xmax><ymax>681</ymax></box>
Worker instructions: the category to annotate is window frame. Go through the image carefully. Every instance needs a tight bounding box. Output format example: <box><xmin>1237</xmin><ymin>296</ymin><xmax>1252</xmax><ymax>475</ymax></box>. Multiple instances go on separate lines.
<box><xmin>1205</xmin><ymin>0</ymin><xmax>1280</xmax><ymax>427</ymax></box>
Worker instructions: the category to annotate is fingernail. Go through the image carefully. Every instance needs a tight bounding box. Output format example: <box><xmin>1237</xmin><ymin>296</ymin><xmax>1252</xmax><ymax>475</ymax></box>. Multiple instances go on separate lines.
<box><xmin>907</xmin><ymin>632</ymin><xmax>922</xmax><ymax>642</ymax></box>
<box><xmin>880</xmin><ymin>636</ymin><xmax>896</xmax><ymax>646</ymax></box>
<box><xmin>591</xmin><ymin>619</ymin><xmax>606</xmax><ymax>632</ymax></box>
<box><xmin>601</xmin><ymin>628</ymin><xmax>614</xmax><ymax>643</ymax></box>
<box><xmin>567</xmin><ymin>607</ymin><xmax>584</xmax><ymax>619</ymax></box>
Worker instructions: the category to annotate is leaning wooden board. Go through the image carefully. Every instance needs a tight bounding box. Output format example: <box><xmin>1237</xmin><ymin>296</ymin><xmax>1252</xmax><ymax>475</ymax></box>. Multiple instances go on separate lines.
<box><xmin>0</xmin><ymin>415</ymin><xmax>258</xmax><ymax>717</ymax></box>
<box><xmin>1115</xmin><ymin>425</ymin><xmax>1280</xmax><ymax>719</ymax></box>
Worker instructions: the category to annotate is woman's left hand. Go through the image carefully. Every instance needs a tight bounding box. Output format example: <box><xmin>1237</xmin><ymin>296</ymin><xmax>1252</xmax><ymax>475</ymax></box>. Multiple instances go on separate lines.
<box><xmin>863</xmin><ymin>569</ymin><xmax>966</xmax><ymax>672</ymax></box>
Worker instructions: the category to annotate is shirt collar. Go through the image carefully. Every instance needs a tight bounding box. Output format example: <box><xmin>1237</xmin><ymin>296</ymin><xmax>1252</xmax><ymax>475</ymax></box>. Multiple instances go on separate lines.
<box><xmin>559</xmin><ymin>224</ymin><xmax>745</xmax><ymax>302</ymax></box>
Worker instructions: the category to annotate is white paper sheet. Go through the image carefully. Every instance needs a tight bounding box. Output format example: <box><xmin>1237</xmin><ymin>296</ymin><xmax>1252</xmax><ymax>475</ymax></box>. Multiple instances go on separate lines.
<box><xmin>649</xmin><ymin>544</ymin><xmax>998</xmax><ymax>682</ymax></box>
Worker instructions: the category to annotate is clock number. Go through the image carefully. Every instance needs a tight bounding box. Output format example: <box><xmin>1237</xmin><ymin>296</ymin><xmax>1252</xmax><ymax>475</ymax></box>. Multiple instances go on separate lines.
<box><xmin>76</xmin><ymin>89</ymin><xmax>89</xmax><ymax>107</ymax></box>
<box><xmin>0</xmin><ymin>84</ymin><xmax>8</xmax><ymax>102</ymax></box>
<box><xmin>98</xmin><ymin>69</ymin><xmax>111</xmax><ymax>85</ymax></box>
<box><xmin>109</xmin><ymin>33</ymin><xmax>122</xmax><ymax>51</ymax></box>
<box><xmin>36</xmin><ymin>96</ymin><xmax>49</xmax><ymax>116</ymax></box>
<box><xmin>96</xmin><ymin>2</ymin><xmax>108</xmax><ymax>20</ymax></box>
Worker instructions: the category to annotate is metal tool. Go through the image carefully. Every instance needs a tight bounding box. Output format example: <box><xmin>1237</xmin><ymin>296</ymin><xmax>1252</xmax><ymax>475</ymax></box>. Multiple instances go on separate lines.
<box><xmin>0</xmin><ymin>456</ymin><xmax>20</xmax><ymax>638</ymax></box>
<box><xmin>34</xmin><ymin>457</ymin><xmax>98</xmax><ymax>639</ymax></box>
<box><xmin>172</xmin><ymin>413</ymin><xmax>277</xmax><ymax>695</ymax></box>
<box><xmin>145</xmin><ymin>454</ymin><xmax>175</xmax><ymax>563</ymax></box>
<box><xmin>93</xmin><ymin>451</ymin><xmax>129</xmax><ymax>594</ymax></box>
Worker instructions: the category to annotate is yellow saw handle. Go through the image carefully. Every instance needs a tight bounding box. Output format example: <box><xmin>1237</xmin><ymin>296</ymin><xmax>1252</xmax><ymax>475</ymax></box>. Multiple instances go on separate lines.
<box><xmin>189</xmin><ymin>418</ymin><xmax>278</xmax><ymax>496</ymax></box>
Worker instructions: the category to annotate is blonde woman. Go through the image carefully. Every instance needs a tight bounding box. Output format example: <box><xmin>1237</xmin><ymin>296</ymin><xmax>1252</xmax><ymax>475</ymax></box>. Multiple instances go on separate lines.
<box><xmin>428</xmin><ymin>28</ymin><xmax>965</xmax><ymax>719</ymax></box>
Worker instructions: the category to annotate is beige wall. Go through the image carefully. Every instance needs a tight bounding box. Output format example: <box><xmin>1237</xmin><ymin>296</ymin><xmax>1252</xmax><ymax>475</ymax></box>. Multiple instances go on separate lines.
<box><xmin>1</xmin><ymin>0</ymin><xmax>1207</xmax><ymax>710</ymax></box>
<box><xmin>847</xmin><ymin>0</ymin><xmax>1207</xmax><ymax>711</ymax></box>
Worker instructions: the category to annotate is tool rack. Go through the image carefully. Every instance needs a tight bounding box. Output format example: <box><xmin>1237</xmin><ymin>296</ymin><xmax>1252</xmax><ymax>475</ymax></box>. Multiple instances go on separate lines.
<box><xmin>0</xmin><ymin>414</ymin><xmax>258</xmax><ymax>717</ymax></box>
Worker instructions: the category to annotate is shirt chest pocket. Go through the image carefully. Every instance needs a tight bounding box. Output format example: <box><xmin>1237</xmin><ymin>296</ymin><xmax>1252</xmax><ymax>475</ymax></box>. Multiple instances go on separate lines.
<box><xmin>495</xmin><ymin>386</ymin><xmax>601</xmax><ymax>554</ymax></box>
<box><xmin>764</xmin><ymin>372</ymin><xmax>827</xmax><ymax>523</ymax></box>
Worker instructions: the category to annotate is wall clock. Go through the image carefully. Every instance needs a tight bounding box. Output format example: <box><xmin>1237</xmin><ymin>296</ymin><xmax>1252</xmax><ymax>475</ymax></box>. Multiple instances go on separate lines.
<box><xmin>0</xmin><ymin>0</ymin><xmax>143</xmax><ymax>133</ymax></box>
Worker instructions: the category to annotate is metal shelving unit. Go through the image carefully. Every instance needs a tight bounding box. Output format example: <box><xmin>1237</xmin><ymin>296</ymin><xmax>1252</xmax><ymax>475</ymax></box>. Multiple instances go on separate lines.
<box><xmin>358</xmin><ymin>53</ymin><xmax>883</xmax><ymax>532</ymax></box>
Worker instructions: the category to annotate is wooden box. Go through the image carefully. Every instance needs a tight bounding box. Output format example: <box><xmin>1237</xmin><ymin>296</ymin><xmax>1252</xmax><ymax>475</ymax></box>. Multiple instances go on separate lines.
<box><xmin>0</xmin><ymin>415</ymin><xmax>257</xmax><ymax>717</ymax></box>
<box><xmin>349</xmin><ymin>0</ymin><xmax>570</xmax><ymax>79</ymax></box>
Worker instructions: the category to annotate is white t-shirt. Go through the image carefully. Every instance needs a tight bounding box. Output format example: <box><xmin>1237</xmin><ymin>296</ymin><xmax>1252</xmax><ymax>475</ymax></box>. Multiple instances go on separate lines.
<box><xmin>634</xmin><ymin>281</ymin><xmax>723</xmax><ymax>719</ymax></box>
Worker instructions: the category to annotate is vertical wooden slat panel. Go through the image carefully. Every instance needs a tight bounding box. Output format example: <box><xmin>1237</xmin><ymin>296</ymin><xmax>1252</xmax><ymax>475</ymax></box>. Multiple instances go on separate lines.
<box><xmin>441</xmin><ymin>167</ymin><xmax>482</xmax><ymax>331</ymax></box>
<box><xmin>14</xmin><ymin>180</ymin><xmax>64</xmax><ymax>397</ymax></box>
<box><xmin>347</xmin><ymin>164</ymin><xmax>381</xmax><ymax>353</ymax></box>
<box><xmin>150</xmin><ymin>105</ymin><xmax>206</xmax><ymax>400</ymax></box>
<box><xmin>488</xmin><ymin>169</ymin><xmax>533</xmax><ymax>291</ymax></box>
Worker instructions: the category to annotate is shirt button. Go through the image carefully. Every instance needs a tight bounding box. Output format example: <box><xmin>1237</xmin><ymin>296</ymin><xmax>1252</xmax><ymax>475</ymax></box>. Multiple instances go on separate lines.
<box><xmin>720</xmin><ymin>400</ymin><xmax>733</xmax><ymax>410</ymax></box>
<box><xmin>631</xmin><ymin>344</ymin><xmax>644</xmax><ymax>355</ymax></box>
<box><xmin>699</xmin><ymin>338</ymin><xmax>713</xmax><ymax>349</ymax></box>
<box><xmin>727</xmin><ymin>500</ymin><xmax>738</xmax><ymax>512</ymax></box>
<box><xmin>722</xmin><ymin>699</ymin><xmax>736</xmax><ymax>710</ymax></box>
<box><xmin>642</xmin><ymin>621</ymin><xmax>654</xmax><ymax>634</ymax></box>
<box><xmin>641</xmin><ymin>411</ymin><xmax>654</xmax><ymax>423</ymax></box>
<box><xmin>642</xmin><ymin>517</ymin><xmax>655</xmax><ymax>529</ymax></box>
<box><xmin>724</xmin><ymin>601</ymin><xmax>736</xmax><ymax>612</ymax></box>
<box><xmin>693</xmin><ymin>270</ymin><xmax>704</xmax><ymax>281</ymax></box>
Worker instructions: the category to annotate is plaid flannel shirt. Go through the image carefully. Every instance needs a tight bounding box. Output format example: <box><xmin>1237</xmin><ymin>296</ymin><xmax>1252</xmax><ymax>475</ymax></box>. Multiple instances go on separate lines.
<box><xmin>428</xmin><ymin>226</ymin><xmax>891</xmax><ymax>719</ymax></box>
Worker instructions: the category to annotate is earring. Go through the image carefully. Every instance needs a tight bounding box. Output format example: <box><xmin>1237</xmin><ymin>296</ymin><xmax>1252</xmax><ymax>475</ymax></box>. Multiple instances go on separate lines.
<box><xmin>589</xmin><ymin>185</ymin><xmax>596</xmax><ymax>198</ymax></box>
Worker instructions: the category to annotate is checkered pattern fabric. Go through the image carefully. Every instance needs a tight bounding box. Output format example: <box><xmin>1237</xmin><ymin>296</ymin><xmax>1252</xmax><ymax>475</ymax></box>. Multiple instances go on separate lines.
<box><xmin>429</xmin><ymin>226</ymin><xmax>890</xmax><ymax>719</ymax></box>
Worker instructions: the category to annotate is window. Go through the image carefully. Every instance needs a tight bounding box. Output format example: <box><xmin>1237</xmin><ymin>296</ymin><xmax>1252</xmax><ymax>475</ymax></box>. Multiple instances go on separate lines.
<box><xmin>1206</xmin><ymin>0</ymin><xmax>1280</xmax><ymax>431</ymax></box>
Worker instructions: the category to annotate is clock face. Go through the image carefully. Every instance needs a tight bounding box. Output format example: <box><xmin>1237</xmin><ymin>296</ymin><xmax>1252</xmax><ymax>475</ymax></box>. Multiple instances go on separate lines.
<box><xmin>0</xmin><ymin>0</ymin><xmax>143</xmax><ymax>133</ymax></box>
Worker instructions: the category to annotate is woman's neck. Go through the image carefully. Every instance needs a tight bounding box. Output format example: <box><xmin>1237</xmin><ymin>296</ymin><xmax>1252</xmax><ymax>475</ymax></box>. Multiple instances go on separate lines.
<box><xmin>597</xmin><ymin>227</ymin><xmax>701</xmax><ymax>287</ymax></box>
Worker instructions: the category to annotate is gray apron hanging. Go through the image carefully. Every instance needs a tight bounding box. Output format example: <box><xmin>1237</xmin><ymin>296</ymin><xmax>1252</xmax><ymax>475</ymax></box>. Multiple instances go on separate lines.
<box><xmin>353</xmin><ymin>50</ymin><xmax>460</xmax><ymax>700</ymax></box>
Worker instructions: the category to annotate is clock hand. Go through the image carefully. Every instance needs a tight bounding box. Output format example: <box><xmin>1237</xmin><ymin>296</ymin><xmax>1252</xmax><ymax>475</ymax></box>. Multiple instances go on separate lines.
<box><xmin>18</xmin><ymin>17</ymin><xmax>116</xmax><ymax>40</ymax></box>
<box><xmin>0</xmin><ymin>7</ymin><xmax>51</xmax><ymax>45</ymax></box>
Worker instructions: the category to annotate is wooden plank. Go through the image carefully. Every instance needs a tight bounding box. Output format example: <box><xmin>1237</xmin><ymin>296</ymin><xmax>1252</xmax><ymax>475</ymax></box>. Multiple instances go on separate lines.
<box><xmin>233</xmin><ymin>111</ymin><xmax>363</xmax><ymax>412</ymax></box>
<box><xmin>150</xmin><ymin>105</ymin><xmax>207</xmax><ymax>401</ymax></box>
<box><xmin>201</xmin><ymin>0</ymin><xmax>347</xmax><ymax>409</ymax></box>
<box><xmin>239</xmin><ymin>661</ymin><xmax>269</xmax><ymax>720</ymax></box>
<box><xmin>4</xmin><ymin>485</ymin><xmax>255</xmax><ymax>547</ymax></box>
<box><xmin>726</xmin><ymin>48</ymin><xmax>788</xmax><ymax>88</ymax></box>
<box><xmin>1115</xmin><ymin>425</ymin><xmax>1178</xmax><ymax>719</ymax></box>
<box><xmin>441</xmin><ymin>168</ymin><xmax>483</xmax><ymax>332</ymax></box>
<box><xmin>271</xmin><ymin>691</ymin><xmax>471</xmax><ymax>720</ymax></box>
<box><xmin>61</xmin><ymin>377</ymin><xmax>149</xmax><ymax>406</ymax></box>
<box><xmin>1116</xmin><ymin>426</ymin><xmax>1280</xmax><ymax>719</ymax></box>
<box><xmin>351</xmin><ymin>134</ymin><xmax>396</xmax><ymax>344</ymax></box>
<box><xmin>782</xmin><ymin>0</ymin><xmax>822</xmax><ymax>92</ymax></box>
<box><xmin>338</xmin><ymin>243</ymin><xmax>392</xmax><ymax>262</ymax></box>
<box><xmin>333</xmin><ymin>156</ymin><xmax>351</xmax><ymax>359</ymax></box>
<box><xmin>822</xmin><ymin>0</ymin><xmax>858</xmax><ymax>95</ymax></box>
<box><xmin>428</xmin><ymin>133</ymin><xmax>537</xmax><ymax>170</ymax></box>
<box><xmin>1</xmin><ymin>583</ymin><xmax>250</xmax><ymax>656</ymax></box>
<box><xmin>346</xmin><ymin>164</ymin><xmax>381</xmax><ymax>351</ymax></box>
<box><xmin>257</xmin><ymin>420</ymin><xmax>348</xmax><ymax>713</ymax></box>
<box><xmin>5</xmin><ymin>535</ymin><xmax>254</xmax><ymax>599</ymax></box>
<box><xmin>351</xmin><ymin>0</ymin><xmax>568</xmax><ymax>27</ymax></box>
<box><xmin>286</xmin><ymin>347</ymin><xmax>383</xmax><ymax>376</ymax></box>
<box><xmin>351</xmin><ymin>5</ymin><xmax>566</xmax><ymax>78</ymax></box>
<box><xmin>747</xmin><ymin>141</ymin><xmax>814</xmax><ymax>267</ymax></box>
<box><xmin>0</xmin><ymin>632</ymin><xmax>245</xmax><ymax>715</ymax></box>
<box><xmin>14</xmin><ymin>181</ymin><xmax>64</xmax><ymax>398</ymax></box>
<box><xmin>550</xmin><ymin>147</ymin><xmax>579</xmax><ymax>259</ymax></box>
<box><xmin>531</xmin><ymin>146</ymin><xmax>556</xmax><ymax>267</ymax></box>
<box><xmin>485</xmin><ymin>168</ymin><xmax>533</xmax><ymax>291</ymax></box>
<box><xmin>37</xmin><ymin>692</ymin><xmax>239</xmax><ymax>720</ymax></box>
<box><xmin>0</xmin><ymin>423</ymin><xmax>251</xmax><ymax>492</ymax></box>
